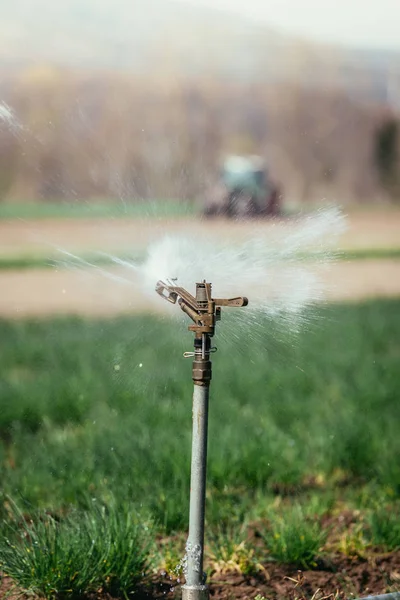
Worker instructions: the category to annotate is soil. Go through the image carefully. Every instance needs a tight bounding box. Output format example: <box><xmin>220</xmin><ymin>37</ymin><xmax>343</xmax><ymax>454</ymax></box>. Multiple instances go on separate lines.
<box><xmin>2</xmin><ymin>553</ymin><xmax>400</xmax><ymax>600</ymax></box>
<box><xmin>0</xmin><ymin>259</ymin><xmax>400</xmax><ymax>318</ymax></box>
<box><xmin>0</xmin><ymin>209</ymin><xmax>400</xmax><ymax>258</ymax></box>
<box><xmin>205</xmin><ymin>553</ymin><xmax>400</xmax><ymax>600</ymax></box>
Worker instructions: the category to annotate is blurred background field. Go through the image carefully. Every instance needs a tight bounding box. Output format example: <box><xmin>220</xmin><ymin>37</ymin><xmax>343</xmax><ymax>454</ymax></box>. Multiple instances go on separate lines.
<box><xmin>2</xmin><ymin>0</ymin><xmax>400</xmax><ymax>207</ymax></box>
<box><xmin>1</xmin><ymin>1</ymin><xmax>400</xmax><ymax>599</ymax></box>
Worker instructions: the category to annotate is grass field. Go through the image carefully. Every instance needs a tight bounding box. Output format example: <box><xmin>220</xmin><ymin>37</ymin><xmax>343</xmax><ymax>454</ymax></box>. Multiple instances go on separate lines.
<box><xmin>1</xmin><ymin>247</ymin><xmax>400</xmax><ymax>271</ymax></box>
<box><xmin>0</xmin><ymin>200</ymin><xmax>196</xmax><ymax>220</ymax></box>
<box><xmin>0</xmin><ymin>299</ymin><xmax>399</xmax><ymax>597</ymax></box>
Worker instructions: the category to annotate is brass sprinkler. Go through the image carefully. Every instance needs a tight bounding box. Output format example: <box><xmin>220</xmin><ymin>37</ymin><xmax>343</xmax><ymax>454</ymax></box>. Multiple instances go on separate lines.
<box><xmin>155</xmin><ymin>280</ymin><xmax>248</xmax><ymax>385</ymax></box>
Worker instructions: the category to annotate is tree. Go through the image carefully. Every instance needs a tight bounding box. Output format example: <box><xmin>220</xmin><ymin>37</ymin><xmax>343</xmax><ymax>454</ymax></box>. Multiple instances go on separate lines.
<box><xmin>374</xmin><ymin>117</ymin><xmax>399</xmax><ymax>196</ymax></box>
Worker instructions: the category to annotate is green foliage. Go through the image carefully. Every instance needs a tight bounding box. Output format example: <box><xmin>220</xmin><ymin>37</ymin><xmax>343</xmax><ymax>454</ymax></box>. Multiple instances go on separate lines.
<box><xmin>0</xmin><ymin>499</ymin><xmax>155</xmax><ymax>598</ymax></box>
<box><xmin>374</xmin><ymin>118</ymin><xmax>399</xmax><ymax>192</ymax></box>
<box><xmin>2</xmin><ymin>247</ymin><xmax>400</xmax><ymax>272</ymax></box>
<box><xmin>365</xmin><ymin>505</ymin><xmax>400</xmax><ymax>551</ymax></box>
<box><xmin>0</xmin><ymin>299</ymin><xmax>398</xmax><ymax>593</ymax></box>
<box><xmin>0</xmin><ymin>294</ymin><xmax>397</xmax><ymax>596</ymax></box>
<box><xmin>0</xmin><ymin>299</ymin><xmax>399</xmax><ymax>531</ymax></box>
<box><xmin>0</xmin><ymin>252</ymin><xmax>141</xmax><ymax>271</ymax></box>
<box><xmin>263</xmin><ymin>506</ymin><xmax>327</xmax><ymax>568</ymax></box>
<box><xmin>0</xmin><ymin>200</ymin><xmax>195</xmax><ymax>220</ymax></box>
<box><xmin>157</xmin><ymin>534</ymin><xmax>186</xmax><ymax>578</ymax></box>
<box><xmin>337</xmin><ymin>522</ymin><xmax>368</xmax><ymax>558</ymax></box>
<box><xmin>207</xmin><ymin>522</ymin><xmax>263</xmax><ymax>576</ymax></box>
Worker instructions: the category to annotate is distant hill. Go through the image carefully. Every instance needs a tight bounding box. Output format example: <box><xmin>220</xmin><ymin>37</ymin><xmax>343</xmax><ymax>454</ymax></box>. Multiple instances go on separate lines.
<box><xmin>0</xmin><ymin>0</ymin><xmax>286</xmax><ymax>78</ymax></box>
<box><xmin>1</xmin><ymin>0</ymin><xmax>400</xmax><ymax>105</ymax></box>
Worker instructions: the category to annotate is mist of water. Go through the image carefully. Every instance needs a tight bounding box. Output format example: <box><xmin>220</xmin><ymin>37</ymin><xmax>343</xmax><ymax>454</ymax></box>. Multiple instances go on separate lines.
<box><xmin>53</xmin><ymin>205</ymin><xmax>346</xmax><ymax>339</ymax></box>
<box><xmin>138</xmin><ymin>206</ymin><xmax>347</xmax><ymax>329</ymax></box>
<box><xmin>0</xmin><ymin>102</ymin><xmax>15</xmax><ymax>124</ymax></box>
<box><xmin>0</xmin><ymin>102</ymin><xmax>25</xmax><ymax>136</ymax></box>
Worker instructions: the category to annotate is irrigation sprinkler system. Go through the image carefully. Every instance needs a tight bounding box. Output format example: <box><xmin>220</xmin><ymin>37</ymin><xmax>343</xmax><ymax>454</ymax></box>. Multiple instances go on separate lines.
<box><xmin>156</xmin><ymin>279</ymin><xmax>248</xmax><ymax>600</ymax></box>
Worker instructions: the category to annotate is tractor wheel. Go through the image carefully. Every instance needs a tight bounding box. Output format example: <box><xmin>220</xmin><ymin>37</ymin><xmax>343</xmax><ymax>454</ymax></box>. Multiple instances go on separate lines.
<box><xmin>227</xmin><ymin>192</ymin><xmax>256</xmax><ymax>218</ymax></box>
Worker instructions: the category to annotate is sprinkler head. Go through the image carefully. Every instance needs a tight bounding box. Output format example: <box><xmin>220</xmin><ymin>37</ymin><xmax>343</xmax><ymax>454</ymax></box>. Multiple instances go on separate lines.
<box><xmin>155</xmin><ymin>280</ymin><xmax>248</xmax><ymax>337</ymax></box>
<box><xmin>156</xmin><ymin>280</ymin><xmax>248</xmax><ymax>385</ymax></box>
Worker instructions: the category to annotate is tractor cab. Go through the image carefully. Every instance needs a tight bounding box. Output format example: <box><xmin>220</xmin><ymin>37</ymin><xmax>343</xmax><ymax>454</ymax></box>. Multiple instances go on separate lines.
<box><xmin>203</xmin><ymin>154</ymin><xmax>281</xmax><ymax>219</ymax></box>
<box><xmin>221</xmin><ymin>155</ymin><xmax>268</xmax><ymax>196</ymax></box>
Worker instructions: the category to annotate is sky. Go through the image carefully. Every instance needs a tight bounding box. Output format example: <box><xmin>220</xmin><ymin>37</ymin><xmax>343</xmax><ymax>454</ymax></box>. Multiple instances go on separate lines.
<box><xmin>180</xmin><ymin>0</ymin><xmax>400</xmax><ymax>50</ymax></box>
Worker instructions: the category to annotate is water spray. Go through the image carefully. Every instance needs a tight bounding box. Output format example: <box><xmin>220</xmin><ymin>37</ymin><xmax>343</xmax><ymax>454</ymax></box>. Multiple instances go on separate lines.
<box><xmin>156</xmin><ymin>279</ymin><xmax>248</xmax><ymax>600</ymax></box>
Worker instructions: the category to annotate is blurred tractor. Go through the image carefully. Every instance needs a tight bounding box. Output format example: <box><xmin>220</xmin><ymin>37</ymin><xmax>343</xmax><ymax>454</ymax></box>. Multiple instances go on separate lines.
<box><xmin>203</xmin><ymin>155</ymin><xmax>281</xmax><ymax>219</ymax></box>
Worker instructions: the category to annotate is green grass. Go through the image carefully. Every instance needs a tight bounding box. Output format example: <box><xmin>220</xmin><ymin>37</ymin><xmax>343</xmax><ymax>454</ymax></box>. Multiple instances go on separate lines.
<box><xmin>1</xmin><ymin>247</ymin><xmax>400</xmax><ymax>271</ymax></box>
<box><xmin>0</xmin><ymin>299</ymin><xmax>399</xmax><ymax>594</ymax></box>
<box><xmin>0</xmin><ymin>300</ymin><xmax>399</xmax><ymax>511</ymax></box>
<box><xmin>207</xmin><ymin>522</ymin><xmax>263</xmax><ymax>576</ymax></box>
<box><xmin>340</xmin><ymin>248</ymin><xmax>400</xmax><ymax>261</ymax></box>
<box><xmin>365</xmin><ymin>505</ymin><xmax>400</xmax><ymax>551</ymax></box>
<box><xmin>0</xmin><ymin>500</ymin><xmax>155</xmax><ymax>598</ymax></box>
<box><xmin>263</xmin><ymin>506</ymin><xmax>327</xmax><ymax>568</ymax></box>
<box><xmin>0</xmin><ymin>252</ymin><xmax>143</xmax><ymax>271</ymax></box>
<box><xmin>0</xmin><ymin>199</ymin><xmax>196</xmax><ymax>220</ymax></box>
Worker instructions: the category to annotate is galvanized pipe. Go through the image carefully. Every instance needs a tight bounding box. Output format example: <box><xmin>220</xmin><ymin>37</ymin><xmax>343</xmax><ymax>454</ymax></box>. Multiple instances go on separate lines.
<box><xmin>182</xmin><ymin>383</ymin><xmax>210</xmax><ymax>600</ymax></box>
<box><xmin>155</xmin><ymin>281</ymin><xmax>248</xmax><ymax>600</ymax></box>
<box><xmin>353</xmin><ymin>594</ymin><xmax>400</xmax><ymax>600</ymax></box>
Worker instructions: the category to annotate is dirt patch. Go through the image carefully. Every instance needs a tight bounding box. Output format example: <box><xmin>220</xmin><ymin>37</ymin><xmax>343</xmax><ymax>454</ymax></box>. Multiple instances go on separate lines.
<box><xmin>206</xmin><ymin>552</ymin><xmax>400</xmax><ymax>600</ymax></box>
<box><xmin>0</xmin><ymin>260</ymin><xmax>400</xmax><ymax>317</ymax></box>
<box><xmin>1</xmin><ymin>209</ymin><xmax>400</xmax><ymax>317</ymax></box>
<box><xmin>320</xmin><ymin>260</ymin><xmax>400</xmax><ymax>302</ymax></box>
<box><xmin>2</xmin><ymin>554</ymin><xmax>400</xmax><ymax>600</ymax></box>
<box><xmin>0</xmin><ymin>209</ymin><xmax>400</xmax><ymax>259</ymax></box>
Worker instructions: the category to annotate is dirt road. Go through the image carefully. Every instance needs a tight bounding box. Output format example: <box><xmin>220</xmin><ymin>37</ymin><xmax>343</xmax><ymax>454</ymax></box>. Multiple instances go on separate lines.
<box><xmin>1</xmin><ymin>209</ymin><xmax>399</xmax><ymax>258</ymax></box>
<box><xmin>1</xmin><ymin>259</ymin><xmax>399</xmax><ymax>318</ymax></box>
<box><xmin>0</xmin><ymin>209</ymin><xmax>399</xmax><ymax>317</ymax></box>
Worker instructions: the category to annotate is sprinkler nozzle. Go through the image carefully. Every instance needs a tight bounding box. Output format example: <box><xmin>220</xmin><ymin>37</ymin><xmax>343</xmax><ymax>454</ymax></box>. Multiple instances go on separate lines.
<box><xmin>156</xmin><ymin>280</ymin><xmax>248</xmax><ymax>386</ymax></box>
<box><xmin>155</xmin><ymin>280</ymin><xmax>248</xmax><ymax>337</ymax></box>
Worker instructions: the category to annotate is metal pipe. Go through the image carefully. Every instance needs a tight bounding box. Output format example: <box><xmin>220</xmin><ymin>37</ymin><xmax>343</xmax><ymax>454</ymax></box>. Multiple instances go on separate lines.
<box><xmin>182</xmin><ymin>383</ymin><xmax>210</xmax><ymax>600</ymax></box>
<box><xmin>155</xmin><ymin>280</ymin><xmax>248</xmax><ymax>600</ymax></box>
<box><xmin>352</xmin><ymin>595</ymin><xmax>400</xmax><ymax>600</ymax></box>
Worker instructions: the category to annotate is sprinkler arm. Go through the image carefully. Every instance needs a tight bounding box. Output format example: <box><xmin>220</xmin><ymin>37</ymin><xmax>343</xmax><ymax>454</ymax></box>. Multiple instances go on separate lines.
<box><xmin>155</xmin><ymin>280</ymin><xmax>248</xmax><ymax>336</ymax></box>
<box><xmin>213</xmin><ymin>297</ymin><xmax>247</xmax><ymax>307</ymax></box>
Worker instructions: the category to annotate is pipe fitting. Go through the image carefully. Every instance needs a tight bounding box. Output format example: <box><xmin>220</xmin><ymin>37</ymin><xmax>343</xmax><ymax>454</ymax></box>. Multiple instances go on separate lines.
<box><xmin>182</xmin><ymin>584</ymin><xmax>209</xmax><ymax>600</ymax></box>
<box><xmin>192</xmin><ymin>359</ymin><xmax>212</xmax><ymax>386</ymax></box>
